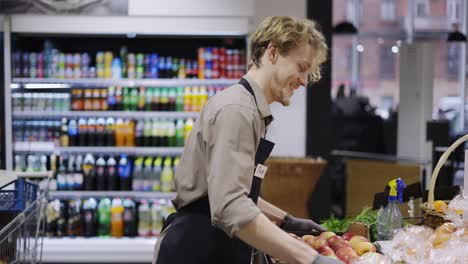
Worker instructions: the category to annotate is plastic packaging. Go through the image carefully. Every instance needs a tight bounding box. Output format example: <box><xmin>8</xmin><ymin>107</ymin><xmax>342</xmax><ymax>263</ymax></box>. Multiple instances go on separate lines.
<box><xmin>351</xmin><ymin>252</ymin><xmax>391</xmax><ymax>264</ymax></box>
<box><xmin>445</xmin><ymin>190</ymin><xmax>468</xmax><ymax>227</ymax></box>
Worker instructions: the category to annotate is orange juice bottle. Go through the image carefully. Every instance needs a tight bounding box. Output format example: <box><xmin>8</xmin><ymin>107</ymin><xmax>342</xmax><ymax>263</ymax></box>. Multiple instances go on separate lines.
<box><xmin>126</xmin><ymin>119</ymin><xmax>135</xmax><ymax>146</ymax></box>
<box><xmin>110</xmin><ymin>198</ymin><xmax>124</xmax><ymax>237</ymax></box>
<box><xmin>115</xmin><ymin>118</ymin><xmax>124</xmax><ymax>146</ymax></box>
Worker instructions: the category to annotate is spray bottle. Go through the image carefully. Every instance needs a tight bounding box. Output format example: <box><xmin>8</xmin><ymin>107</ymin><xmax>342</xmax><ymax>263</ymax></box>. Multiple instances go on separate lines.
<box><xmin>376</xmin><ymin>178</ymin><xmax>406</xmax><ymax>240</ymax></box>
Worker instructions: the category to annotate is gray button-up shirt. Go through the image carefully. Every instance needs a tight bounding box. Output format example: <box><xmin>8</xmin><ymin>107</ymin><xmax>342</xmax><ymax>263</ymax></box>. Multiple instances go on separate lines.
<box><xmin>172</xmin><ymin>75</ymin><xmax>273</xmax><ymax>237</ymax></box>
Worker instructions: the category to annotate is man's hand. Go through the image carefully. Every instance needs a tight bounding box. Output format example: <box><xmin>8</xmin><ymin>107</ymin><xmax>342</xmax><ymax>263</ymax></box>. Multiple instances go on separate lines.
<box><xmin>312</xmin><ymin>255</ymin><xmax>344</xmax><ymax>264</ymax></box>
<box><xmin>281</xmin><ymin>214</ymin><xmax>327</xmax><ymax>234</ymax></box>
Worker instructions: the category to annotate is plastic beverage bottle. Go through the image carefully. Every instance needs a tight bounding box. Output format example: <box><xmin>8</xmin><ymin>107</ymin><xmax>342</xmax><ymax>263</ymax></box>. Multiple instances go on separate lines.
<box><xmin>123</xmin><ymin>198</ymin><xmax>137</xmax><ymax>237</ymax></box>
<box><xmin>173</xmin><ymin>156</ymin><xmax>180</xmax><ymax>175</ymax></box>
<box><xmin>183</xmin><ymin>86</ymin><xmax>192</xmax><ymax>112</ymax></box>
<box><xmin>110</xmin><ymin>198</ymin><xmax>124</xmax><ymax>237</ymax></box>
<box><xmin>57</xmin><ymin>155</ymin><xmax>67</xmax><ymax>191</ymax></box>
<box><xmin>138</xmin><ymin>199</ymin><xmax>151</xmax><ymax>237</ymax></box>
<box><xmin>60</xmin><ymin>118</ymin><xmax>69</xmax><ymax>147</ymax></box>
<box><xmin>115</xmin><ymin>86</ymin><xmax>123</xmax><ymax>111</ymax></box>
<box><xmin>95</xmin><ymin>118</ymin><xmax>106</xmax><ymax>146</ymax></box>
<box><xmin>78</xmin><ymin>118</ymin><xmax>87</xmax><ymax>146</ymax></box>
<box><xmin>143</xmin><ymin>119</ymin><xmax>152</xmax><ymax>146</ymax></box>
<box><xmin>135</xmin><ymin>119</ymin><xmax>145</xmax><ymax>147</ymax></box>
<box><xmin>152</xmin><ymin>119</ymin><xmax>160</xmax><ymax>147</ymax></box>
<box><xmin>143</xmin><ymin>157</ymin><xmax>153</xmax><ymax>191</ymax></box>
<box><xmin>105</xmin><ymin>117</ymin><xmax>116</xmax><ymax>146</ymax></box>
<box><xmin>167</xmin><ymin>120</ymin><xmax>176</xmax><ymax>147</ymax></box>
<box><xmin>132</xmin><ymin>157</ymin><xmax>144</xmax><ymax>191</ymax></box>
<box><xmin>107</xmin><ymin>86</ymin><xmax>116</xmax><ymax>111</ymax></box>
<box><xmin>130</xmin><ymin>88</ymin><xmax>139</xmax><ymax>111</ymax></box>
<box><xmin>160</xmin><ymin>89</ymin><xmax>169</xmax><ymax>111</ymax></box>
<box><xmin>68</xmin><ymin>119</ymin><xmax>78</xmax><ymax>146</ymax></box>
<box><xmin>377</xmin><ymin>178</ymin><xmax>407</xmax><ymax>240</ymax></box>
<box><xmin>159</xmin><ymin>120</ymin><xmax>169</xmax><ymax>147</ymax></box>
<box><xmin>168</xmin><ymin>88</ymin><xmax>176</xmax><ymax>111</ymax></box>
<box><xmin>67</xmin><ymin>199</ymin><xmax>83</xmax><ymax>237</ymax></box>
<box><xmin>98</xmin><ymin>198</ymin><xmax>111</xmax><ymax>237</ymax></box>
<box><xmin>175</xmin><ymin>119</ymin><xmax>185</xmax><ymax>147</ymax></box>
<box><xmin>106</xmin><ymin>156</ymin><xmax>118</xmax><ymax>191</ymax></box>
<box><xmin>150</xmin><ymin>199</ymin><xmax>163</xmax><ymax>236</ymax></box>
<box><xmin>82</xmin><ymin>153</ymin><xmax>96</xmax><ymax>191</ymax></box>
<box><xmin>191</xmin><ymin>86</ymin><xmax>200</xmax><ymax>112</ymax></box>
<box><xmin>66</xmin><ymin>155</ymin><xmax>75</xmax><ymax>190</ymax></box>
<box><xmin>161</xmin><ymin>157</ymin><xmax>174</xmax><ymax>193</ymax></box>
<box><xmin>199</xmin><ymin>86</ymin><xmax>208</xmax><ymax>109</ymax></box>
<box><xmin>145</xmin><ymin>88</ymin><xmax>153</xmax><ymax>111</ymax></box>
<box><xmin>152</xmin><ymin>87</ymin><xmax>160</xmax><ymax>111</ymax></box>
<box><xmin>74</xmin><ymin>155</ymin><xmax>84</xmax><ymax>190</ymax></box>
<box><xmin>118</xmin><ymin>154</ymin><xmax>132</xmax><ymax>191</ymax></box>
<box><xmin>152</xmin><ymin>157</ymin><xmax>162</xmax><ymax>191</ymax></box>
<box><xmin>83</xmin><ymin>198</ymin><xmax>98</xmax><ymax>237</ymax></box>
<box><xmin>175</xmin><ymin>87</ymin><xmax>184</xmax><ymax>112</ymax></box>
<box><xmin>96</xmin><ymin>156</ymin><xmax>107</xmax><ymax>191</ymax></box>
<box><xmin>87</xmin><ymin>118</ymin><xmax>96</xmax><ymax>146</ymax></box>
<box><xmin>115</xmin><ymin>118</ymin><xmax>124</xmax><ymax>147</ymax></box>
<box><xmin>184</xmin><ymin>118</ymin><xmax>194</xmax><ymax>143</ymax></box>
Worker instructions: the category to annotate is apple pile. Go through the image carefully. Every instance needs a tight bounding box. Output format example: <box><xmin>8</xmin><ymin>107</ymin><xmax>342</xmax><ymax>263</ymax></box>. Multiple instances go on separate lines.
<box><xmin>301</xmin><ymin>231</ymin><xmax>376</xmax><ymax>264</ymax></box>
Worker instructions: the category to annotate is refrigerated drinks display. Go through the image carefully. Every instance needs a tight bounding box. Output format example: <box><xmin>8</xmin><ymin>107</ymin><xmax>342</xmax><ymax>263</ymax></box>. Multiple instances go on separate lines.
<box><xmin>2</xmin><ymin>15</ymin><xmax>248</xmax><ymax>263</ymax></box>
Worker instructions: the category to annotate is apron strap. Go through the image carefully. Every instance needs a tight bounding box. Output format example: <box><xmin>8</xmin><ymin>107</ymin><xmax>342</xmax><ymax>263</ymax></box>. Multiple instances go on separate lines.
<box><xmin>238</xmin><ymin>78</ymin><xmax>269</xmax><ymax>138</ymax></box>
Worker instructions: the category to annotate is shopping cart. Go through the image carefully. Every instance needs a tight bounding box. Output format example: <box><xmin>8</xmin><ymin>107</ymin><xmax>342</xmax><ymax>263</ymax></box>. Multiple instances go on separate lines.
<box><xmin>0</xmin><ymin>172</ymin><xmax>49</xmax><ymax>264</ymax></box>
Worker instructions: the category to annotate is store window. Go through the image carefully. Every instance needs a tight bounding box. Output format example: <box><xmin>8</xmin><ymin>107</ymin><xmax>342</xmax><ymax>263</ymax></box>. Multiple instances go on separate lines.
<box><xmin>447</xmin><ymin>0</ymin><xmax>462</xmax><ymax>22</ymax></box>
<box><xmin>380</xmin><ymin>0</ymin><xmax>396</xmax><ymax>22</ymax></box>
<box><xmin>379</xmin><ymin>45</ymin><xmax>396</xmax><ymax>79</ymax></box>
<box><xmin>415</xmin><ymin>0</ymin><xmax>430</xmax><ymax>17</ymax></box>
<box><xmin>447</xmin><ymin>44</ymin><xmax>460</xmax><ymax>80</ymax></box>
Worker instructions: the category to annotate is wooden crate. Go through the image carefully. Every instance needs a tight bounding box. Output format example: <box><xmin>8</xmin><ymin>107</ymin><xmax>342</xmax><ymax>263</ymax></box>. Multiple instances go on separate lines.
<box><xmin>261</xmin><ymin>157</ymin><xmax>327</xmax><ymax>218</ymax></box>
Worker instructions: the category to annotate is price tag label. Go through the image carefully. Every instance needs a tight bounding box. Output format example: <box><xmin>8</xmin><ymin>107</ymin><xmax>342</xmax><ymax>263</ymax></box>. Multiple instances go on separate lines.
<box><xmin>254</xmin><ymin>164</ymin><xmax>268</xmax><ymax>179</ymax></box>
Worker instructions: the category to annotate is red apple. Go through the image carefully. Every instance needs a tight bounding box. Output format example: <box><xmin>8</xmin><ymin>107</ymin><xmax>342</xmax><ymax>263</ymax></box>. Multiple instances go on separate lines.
<box><xmin>327</xmin><ymin>235</ymin><xmax>341</xmax><ymax>248</ymax></box>
<box><xmin>342</xmin><ymin>231</ymin><xmax>356</xmax><ymax>241</ymax></box>
<box><xmin>302</xmin><ymin>234</ymin><xmax>315</xmax><ymax>245</ymax></box>
<box><xmin>336</xmin><ymin>246</ymin><xmax>358</xmax><ymax>264</ymax></box>
<box><xmin>318</xmin><ymin>245</ymin><xmax>335</xmax><ymax>257</ymax></box>
<box><xmin>319</xmin><ymin>231</ymin><xmax>337</xmax><ymax>240</ymax></box>
<box><xmin>330</xmin><ymin>239</ymin><xmax>350</xmax><ymax>252</ymax></box>
<box><xmin>310</xmin><ymin>237</ymin><xmax>328</xmax><ymax>251</ymax></box>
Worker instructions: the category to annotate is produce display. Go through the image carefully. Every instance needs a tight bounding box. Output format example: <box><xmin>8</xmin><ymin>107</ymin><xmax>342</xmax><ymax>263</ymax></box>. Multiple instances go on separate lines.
<box><xmin>301</xmin><ymin>232</ymin><xmax>380</xmax><ymax>264</ymax></box>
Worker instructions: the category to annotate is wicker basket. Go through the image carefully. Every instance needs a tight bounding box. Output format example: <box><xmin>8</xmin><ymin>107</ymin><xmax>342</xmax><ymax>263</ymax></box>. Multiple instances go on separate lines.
<box><xmin>420</xmin><ymin>134</ymin><xmax>468</xmax><ymax>229</ymax></box>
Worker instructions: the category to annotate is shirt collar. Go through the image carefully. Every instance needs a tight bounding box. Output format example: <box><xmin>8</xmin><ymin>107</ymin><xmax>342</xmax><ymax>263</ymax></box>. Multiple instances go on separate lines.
<box><xmin>242</xmin><ymin>75</ymin><xmax>274</xmax><ymax>126</ymax></box>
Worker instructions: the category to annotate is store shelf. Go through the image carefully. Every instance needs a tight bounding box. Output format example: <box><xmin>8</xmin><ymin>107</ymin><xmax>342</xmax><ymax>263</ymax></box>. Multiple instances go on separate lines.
<box><xmin>12</xmin><ymin>77</ymin><xmax>238</xmax><ymax>88</ymax></box>
<box><xmin>49</xmin><ymin>190</ymin><xmax>176</xmax><ymax>200</ymax></box>
<box><xmin>13</xmin><ymin>143</ymin><xmax>184</xmax><ymax>155</ymax></box>
<box><xmin>42</xmin><ymin>237</ymin><xmax>157</xmax><ymax>263</ymax></box>
<box><xmin>13</xmin><ymin>110</ymin><xmax>200</xmax><ymax>119</ymax></box>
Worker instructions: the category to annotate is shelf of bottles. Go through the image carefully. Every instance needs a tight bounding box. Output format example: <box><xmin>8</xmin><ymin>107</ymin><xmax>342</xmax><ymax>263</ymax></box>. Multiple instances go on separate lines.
<box><xmin>13</xmin><ymin>110</ymin><xmax>200</xmax><ymax>119</ymax></box>
<box><xmin>12</xmin><ymin>77</ymin><xmax>239</xmax><ymax>88</ymax></box>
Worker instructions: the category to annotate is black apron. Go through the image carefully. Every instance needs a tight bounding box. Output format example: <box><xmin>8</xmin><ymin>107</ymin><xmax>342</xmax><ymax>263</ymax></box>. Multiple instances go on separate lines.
<box><xmin>156</xmin><ymin>78</ymin><xmax>275</xmax><ymax>264</ymax></box>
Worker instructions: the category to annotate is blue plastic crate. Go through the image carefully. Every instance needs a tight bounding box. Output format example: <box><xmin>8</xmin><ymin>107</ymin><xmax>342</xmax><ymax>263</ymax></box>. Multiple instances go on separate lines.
<box><xmin>0</xmin><ymin>178</ymin><xmax>38</xmax><ymax>211</ymax></box>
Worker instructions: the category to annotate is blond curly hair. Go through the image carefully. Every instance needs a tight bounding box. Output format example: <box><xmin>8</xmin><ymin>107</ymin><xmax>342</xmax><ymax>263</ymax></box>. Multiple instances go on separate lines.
<box><xmin>249</xmin><ymin>16</ymin><xmax>328</xmax><ymax>83</ymax></box>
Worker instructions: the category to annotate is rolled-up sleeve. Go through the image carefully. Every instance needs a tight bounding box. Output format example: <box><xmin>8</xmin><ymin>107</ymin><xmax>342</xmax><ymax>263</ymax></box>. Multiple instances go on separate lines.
<box><xmin>204</xmin><ymin>104</ymin><xmax>261</xmax><ymax>237</ymax></box>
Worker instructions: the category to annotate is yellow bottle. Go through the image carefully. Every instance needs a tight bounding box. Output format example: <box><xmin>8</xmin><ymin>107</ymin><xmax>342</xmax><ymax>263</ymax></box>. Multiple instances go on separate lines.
<box><xmin>199</xmin><ymin>86</ymin><xmax>208</xmax><ymax>109</ymax></box>
<box><xmin>161</xmin><ymin>157</ymin><xmax>174</xmax><ymax>193</ymax></box>
<box><xmin>191</xmin><ymin>86</ymin><xmax>199</xmax><ymax>112</ymax></box>
<box><xmin>184</xmin><ymin>118</ymin><xmax>194</xmax><ymax>142</ymax></box>
<box><xmin>183</xmin><ymin>86</ymin><xmax>192</xmax><ymax>112</ymax></box>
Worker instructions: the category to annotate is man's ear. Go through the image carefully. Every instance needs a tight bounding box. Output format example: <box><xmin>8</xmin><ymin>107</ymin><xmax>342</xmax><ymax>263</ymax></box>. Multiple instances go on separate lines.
<box><xmin>266</xmin><ymin>43</ymin><xmax>279</xmax><ymax>64</ymax></box>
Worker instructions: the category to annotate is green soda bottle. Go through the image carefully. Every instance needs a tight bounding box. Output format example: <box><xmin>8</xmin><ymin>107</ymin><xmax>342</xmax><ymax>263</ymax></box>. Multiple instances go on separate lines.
<box><xmin>98</xmin><ymin>198</ymin><xmax>111</xmax><ymax>237</ymax></box>
<box><xmin>176</xmin><ymin>86</ymin><xmax>184</xmax><ymax>112</ymax></box>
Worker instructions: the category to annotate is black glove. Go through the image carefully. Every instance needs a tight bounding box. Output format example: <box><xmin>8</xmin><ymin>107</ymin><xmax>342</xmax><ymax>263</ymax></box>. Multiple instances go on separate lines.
<box><xmin>281</xmin><ymin>214</ymin><xmax>327</xmax><ymax>235</ymax></box>
<box><xmin>312</xmin><ymin>255</ymin><xmax>344</xmax><ymax>264</ymax></box>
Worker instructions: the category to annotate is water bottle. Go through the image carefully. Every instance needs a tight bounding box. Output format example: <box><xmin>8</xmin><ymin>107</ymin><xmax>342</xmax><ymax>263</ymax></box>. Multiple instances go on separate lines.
<box><xmin>376</xmin><ymin>178</ymin><xmax>406</xmax><ymax>240</ymax></box>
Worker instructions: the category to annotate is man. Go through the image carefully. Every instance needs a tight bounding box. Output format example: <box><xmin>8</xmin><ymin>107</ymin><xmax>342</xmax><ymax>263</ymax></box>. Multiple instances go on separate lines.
<box><xmin>153</xmin><ymin>16</ymin><xmax>341</xmax><ymax>264</ymax></box>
